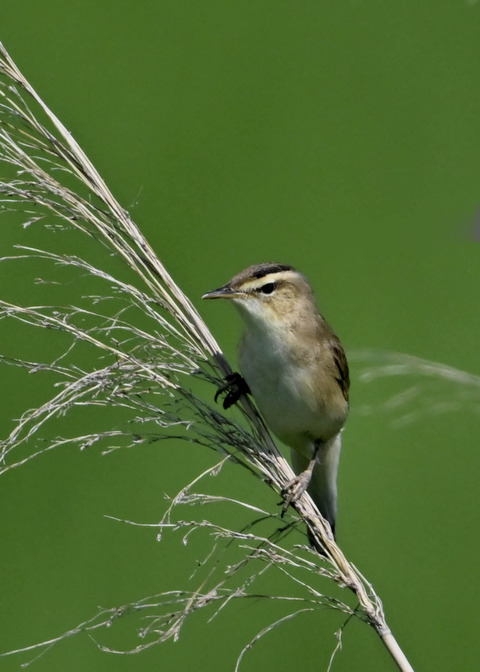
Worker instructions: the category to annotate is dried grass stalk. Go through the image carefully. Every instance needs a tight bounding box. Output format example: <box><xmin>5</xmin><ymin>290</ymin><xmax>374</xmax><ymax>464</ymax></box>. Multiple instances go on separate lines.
<box><xmin>0</xmin><ymin>42</ymin><xmax>414</xmax><ymax>671</ymax></box>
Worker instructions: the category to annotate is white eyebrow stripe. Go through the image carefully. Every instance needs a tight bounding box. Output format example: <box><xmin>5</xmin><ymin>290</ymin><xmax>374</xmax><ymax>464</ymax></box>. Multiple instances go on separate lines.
<box><xmin>242</xmin><ymin>270</ymin><xmax>297</xmax><ymax>290</ymax></box>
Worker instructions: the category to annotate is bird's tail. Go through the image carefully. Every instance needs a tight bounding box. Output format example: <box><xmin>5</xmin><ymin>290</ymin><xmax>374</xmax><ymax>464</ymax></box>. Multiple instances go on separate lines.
<box><xmin>290</xmin><ymin>433</ymin><xmax>342</xmax><ymax>538</ymax></box>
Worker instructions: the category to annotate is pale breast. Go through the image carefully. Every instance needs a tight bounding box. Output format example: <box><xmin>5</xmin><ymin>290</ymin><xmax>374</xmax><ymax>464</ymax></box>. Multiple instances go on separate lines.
<box><xmin>239</xmin><ymin>328</ymin><xmax>347</xmax><ymax>453</ymax></box>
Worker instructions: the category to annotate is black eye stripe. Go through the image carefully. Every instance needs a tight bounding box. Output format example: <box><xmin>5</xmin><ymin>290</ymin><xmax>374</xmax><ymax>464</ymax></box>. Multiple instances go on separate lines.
<box><xmin>258</xmin><ymin>282</ymin><xmax>276</xmax><ymax>294</ymax></box>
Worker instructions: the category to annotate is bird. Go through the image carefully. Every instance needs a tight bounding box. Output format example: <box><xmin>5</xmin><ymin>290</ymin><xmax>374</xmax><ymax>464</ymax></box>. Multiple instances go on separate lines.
<box><xmin>202</xmin><ymin>262</ymin><xmax>349</xmax><ymax>538</ymax></box>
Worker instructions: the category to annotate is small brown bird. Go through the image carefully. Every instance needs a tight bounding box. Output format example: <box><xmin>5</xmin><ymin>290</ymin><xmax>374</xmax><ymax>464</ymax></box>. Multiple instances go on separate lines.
<box><xmin>203</xmin><ymin>263</ymin><xmax>349</xmax><ymax>537</ymax></box>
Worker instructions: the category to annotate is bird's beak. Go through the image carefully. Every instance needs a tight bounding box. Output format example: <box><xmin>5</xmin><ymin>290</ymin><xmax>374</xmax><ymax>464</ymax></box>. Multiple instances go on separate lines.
<box><xmin>202</xmin><ymin>284</ymin><xmax>242</xmax><ymax>300</ymax></box>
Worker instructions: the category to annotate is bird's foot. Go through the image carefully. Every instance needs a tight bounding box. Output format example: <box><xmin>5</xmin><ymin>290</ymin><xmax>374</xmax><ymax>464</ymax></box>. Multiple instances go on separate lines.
<box><xmin>214</xmin><ymin>372</ymin><xmax>250</xmax><ymax>409</ymax></box>
<box><xmin>281</xmin><ymin>470</ymin><xmax>313</xmax><ymax>516</ymax></box>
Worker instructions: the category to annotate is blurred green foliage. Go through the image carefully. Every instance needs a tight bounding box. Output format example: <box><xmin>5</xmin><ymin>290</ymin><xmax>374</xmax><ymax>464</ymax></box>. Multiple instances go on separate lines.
<box><xmin>1</xmin><ymin>2</ymin><xmax>479</xmax><ymax>671</ymax></box>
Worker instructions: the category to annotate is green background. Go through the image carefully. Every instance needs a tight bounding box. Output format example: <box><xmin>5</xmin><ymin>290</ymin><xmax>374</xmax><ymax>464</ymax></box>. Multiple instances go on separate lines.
<box><xmin>1</xmin><ymin>2</ymin><xmax>480</xmax><ymax>671</ymax></box>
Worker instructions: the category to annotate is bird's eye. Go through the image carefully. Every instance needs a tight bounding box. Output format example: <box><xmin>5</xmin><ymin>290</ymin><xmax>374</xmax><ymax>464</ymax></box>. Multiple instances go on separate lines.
<box><xmin>259</xmin><ymin>282</ymin><xmax>276</xmax><ymax>295</ymax></box>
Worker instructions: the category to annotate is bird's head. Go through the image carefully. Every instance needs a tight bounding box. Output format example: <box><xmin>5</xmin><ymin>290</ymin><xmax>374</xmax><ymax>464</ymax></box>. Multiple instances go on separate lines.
<box><xmin>202</xmin><ymin>263</ymin><xmax>316</xmax><ymax>330</ymax></box>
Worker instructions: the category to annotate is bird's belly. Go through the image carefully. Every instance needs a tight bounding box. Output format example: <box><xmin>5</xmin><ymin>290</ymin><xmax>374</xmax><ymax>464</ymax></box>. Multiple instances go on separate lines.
<box><xmin>239</xmin><ymin>338</ymin><xmax>343</xmax><ymax>454</ymax></box>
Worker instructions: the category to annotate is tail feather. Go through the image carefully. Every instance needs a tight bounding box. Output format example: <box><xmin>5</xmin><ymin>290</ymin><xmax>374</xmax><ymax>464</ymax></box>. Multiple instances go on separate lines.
<box><xmin>290</xmin><ymin>433</ymin><xmax>342</xmax><ymax>538</ymax></box>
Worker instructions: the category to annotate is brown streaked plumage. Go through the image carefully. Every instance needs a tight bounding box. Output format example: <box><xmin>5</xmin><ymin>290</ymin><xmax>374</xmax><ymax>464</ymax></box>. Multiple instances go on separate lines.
<box><xmin>203</xmin><ymin>263</ymin><xmax>349</xmax><ymax>537</ymax></box>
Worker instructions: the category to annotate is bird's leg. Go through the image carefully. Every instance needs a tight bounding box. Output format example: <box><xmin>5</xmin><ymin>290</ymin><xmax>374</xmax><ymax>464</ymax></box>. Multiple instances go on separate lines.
<box><xmin>214</xmin><ymin>372</ymin><xmax>251</xmax><ymax>409</ymax></box>
<box><xmin>281</xmin><ymin>444</ymin><xmax>320</xmax><ymax>516</ymax></box>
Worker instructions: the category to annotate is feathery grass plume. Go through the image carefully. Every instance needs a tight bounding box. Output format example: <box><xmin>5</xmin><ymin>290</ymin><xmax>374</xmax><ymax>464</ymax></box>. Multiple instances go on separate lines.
<box><xmin>0</xmin><ymin>43</ymin><xmax>415</xmax><ymax>671</ymax></box>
